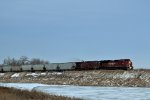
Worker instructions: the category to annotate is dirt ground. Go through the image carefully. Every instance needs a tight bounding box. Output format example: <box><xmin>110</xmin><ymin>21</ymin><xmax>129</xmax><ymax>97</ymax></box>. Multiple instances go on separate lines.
<box><xmin>0</xmin><ymin>69</ymin><xmax>150</xmax><ymax>87</ymax></box>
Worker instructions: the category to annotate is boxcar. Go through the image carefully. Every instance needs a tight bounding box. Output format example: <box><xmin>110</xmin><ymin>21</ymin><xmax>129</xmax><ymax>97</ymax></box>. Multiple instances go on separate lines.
<box><xmin>45</xmin><ymin>63</ymin><xmax>59</xmax><ymax>71</ymax></box>
<box><xmin>2</xmin><ymin>66</ymin><xmax>11</xmax><ymax>72</ymax></box>
<box><xmin>32</xmin><ymin>64</ymin><xmax>45</xmax><ymax>71</ymax></box>
<box><xmin>21</xmin><ymin>65</ymin><xmax>32</xmax><ymax>71</ymax></box>
<box><xmin>11</xmin><ymin>66</ymin><xmax>21</xmax><ymax>72</ymax></box>
<box><xmin>58</xmin><ymin>62</ymin><xmax>76</xmax><ymax>71</ymax></box>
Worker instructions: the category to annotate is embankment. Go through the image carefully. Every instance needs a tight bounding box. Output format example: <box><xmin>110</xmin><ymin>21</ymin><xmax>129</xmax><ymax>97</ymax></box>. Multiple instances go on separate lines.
<box><xmin>0</xmin><ymin>70</ymin><xmax>150</xmax><ymax>87</ymax></box>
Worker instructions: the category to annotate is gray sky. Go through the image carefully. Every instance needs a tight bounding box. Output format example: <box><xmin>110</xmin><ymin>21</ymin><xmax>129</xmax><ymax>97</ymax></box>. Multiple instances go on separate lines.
<box><xmin>0</xmin><ymin>0</ymin><xmax>150</xmax><ymax>68</ymax></box>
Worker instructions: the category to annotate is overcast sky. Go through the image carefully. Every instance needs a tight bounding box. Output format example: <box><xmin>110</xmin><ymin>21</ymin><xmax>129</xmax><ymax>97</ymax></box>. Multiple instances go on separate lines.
<box><xmin>0</xmin><ymin>0</ymin><xmax>150</xmax><ymax>68</ymax></box>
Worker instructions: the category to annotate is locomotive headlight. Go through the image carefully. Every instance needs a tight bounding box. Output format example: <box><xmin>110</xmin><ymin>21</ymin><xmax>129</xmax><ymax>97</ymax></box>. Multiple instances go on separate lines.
<box><xmin>128</xmin><ymin>61</ymin><xmax>131</xmax><ymax>66</ymax></box>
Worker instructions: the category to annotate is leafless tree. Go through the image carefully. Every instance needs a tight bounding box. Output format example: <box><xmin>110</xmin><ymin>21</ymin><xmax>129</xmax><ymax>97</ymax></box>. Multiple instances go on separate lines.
<box><xmin>30</xmin><ymin>58</ymin><xmax>49</xmax><ymax>65</ymax></box>
<box><xmin>3</xmin><ymin>57</ymin><xmax>19</xmax><ymax>66</ymax></box>
<box><xmin>19</xmin><ymin>56</ymin><xmax>29</xmax><ymax>65</ymax></box>
<box><xmin>2</xmin><ymin>56</ymin><xmax>49</xmax><ymax>65</ymax></box>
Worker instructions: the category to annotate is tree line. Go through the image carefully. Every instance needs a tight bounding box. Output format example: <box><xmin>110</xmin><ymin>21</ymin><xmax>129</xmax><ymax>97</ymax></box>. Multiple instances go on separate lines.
<box><xmin>1</xmin><ymin>56</ymin><xmax>49</xmax><ymax>66</ymax></box>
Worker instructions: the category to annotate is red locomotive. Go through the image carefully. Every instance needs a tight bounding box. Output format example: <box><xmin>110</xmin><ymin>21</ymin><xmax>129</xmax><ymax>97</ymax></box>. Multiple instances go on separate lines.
<box><xmin>75</xmin><ymin>61</ymin><xmax>100</xmax><ymax>70</ymax></box>
<box><xmin>75</xmin><ymin>59</ymin><xmax>133</xmax><ymax>70</ymax></box>
<box><xmin>100</xmin><ymin>59</ymin><xmax>133</xmax><ymax>70</ymax></box>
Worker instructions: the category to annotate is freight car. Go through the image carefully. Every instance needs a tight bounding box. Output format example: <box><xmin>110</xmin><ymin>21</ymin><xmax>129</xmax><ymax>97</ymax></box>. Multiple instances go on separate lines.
<box><xmin>0</xmin><ymin>59</ymin><xmax>133</xmax><ymax>72</ymax></box>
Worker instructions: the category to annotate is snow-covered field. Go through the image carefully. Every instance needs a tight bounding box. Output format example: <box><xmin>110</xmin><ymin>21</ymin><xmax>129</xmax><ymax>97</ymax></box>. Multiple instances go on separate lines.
<box><xmin>0</xmin><ymin>83</ymin><xmax>150</xmax><ymax>100</ymax></box>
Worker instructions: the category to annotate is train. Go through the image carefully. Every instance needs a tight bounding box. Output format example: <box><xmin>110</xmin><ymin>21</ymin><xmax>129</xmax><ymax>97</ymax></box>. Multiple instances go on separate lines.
<box><xmin>0</xmin><ymin>59</ymin><xmax>133</xmax><ymax>72</ymax></box>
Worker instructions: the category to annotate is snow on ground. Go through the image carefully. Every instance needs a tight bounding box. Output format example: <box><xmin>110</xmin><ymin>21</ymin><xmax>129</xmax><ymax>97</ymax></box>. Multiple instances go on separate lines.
<box><xmin>98</xmin><ymin>71</ymin><xmax>138</xmax><ymax>79</ymax></box>
<box><xmin>48</xmin><ymin>72</ymin><xmax>63</xmax><ymax>75</ymax></box>
<box><xmin>11</xmin><ymin>73</ymin><xmax>20</xmax><ymax>78</ymax></box>
<box><xmin>0</xmin><ymin>83</ymin><xmax>150</xmax><ymax>100</ymax></box>
<box><xmin>41</xmin><ymin>72</ymin><xmax>47</xmax><ymax>76</ymax></box>
<box><xmin>25</xmin><ymin>73</ymin><xmax>40</xmax><ymax>77</ymax></box>
<box><xmin>25</xmin><ymin>72</ymin><xmax>62</xmax><ymax>77</ymax></box>
<box><xmin>0</xmin><ymin>73</ymin><xmax>5</xmax><ymax>77</ymax></box>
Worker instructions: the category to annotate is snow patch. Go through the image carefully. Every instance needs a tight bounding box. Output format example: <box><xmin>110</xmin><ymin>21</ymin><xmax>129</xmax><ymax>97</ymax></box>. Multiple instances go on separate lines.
<box><xmin>99</xmin><ymin>72</ymin><xmax>139</xmax><ymax>79</ymax></box>
<box><xmin>0</xmin><ymin>73</ymin><xmax>5</xmax><ymax>76</ymax></box>
<box><xmin>25</xmin><ymin>73</ymin><xmax>40</xmax><ymax>77</ymax></box>
<box><xmin>113</xmin><ymin>72</ymin><xmax>138</xmax><ymax>79</ymax></box>
<box><xmin>41</xmin><ymin>73</ymin><xmax>46</xmax><ymax>76</ymax></box>
<box><xmin>11</xmin><ymin>73</ymin><xmax>20</xmax><ymax>78</ymax></box>
<box><xmin>48</xmin><ymin>72</ymin><xmax>63</xmax><ymax>75</ymax></box>
<box><xmin>139</xmin><ymin>73</ymin><xmax>150</xmax><ymax>79</ymax></box>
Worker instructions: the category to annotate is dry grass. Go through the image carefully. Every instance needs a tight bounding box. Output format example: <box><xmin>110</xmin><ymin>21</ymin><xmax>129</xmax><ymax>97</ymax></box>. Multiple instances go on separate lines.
<box><xmin>0</xmin><ymin>87</ymin><xmax>81</xmax><ymax>100</ymax></box>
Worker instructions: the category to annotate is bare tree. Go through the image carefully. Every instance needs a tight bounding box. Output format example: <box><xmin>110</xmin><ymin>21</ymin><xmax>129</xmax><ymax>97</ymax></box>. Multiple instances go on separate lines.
<box><xmin>3</xmin><ymin>57</ymin><xmax>12</xmax><ymax>65</ymax></box>
<box><xmin>2</xmin><ymin>56</ymin><xmax>49</xmax><ymax>65</ymax></box>
<box><xmin>3</xmin><ymin>57</ymin><xmax>19</xmax><ymax>66</ymax></box>
<box><xmin>19</xmin><ymin>56</ymin><xmax>29</xmax><ymax>65</ymax></box>
<box><xmin>30</xmin><ymin>58</ymin><xmax>49</xmax><ymax>65</ymax></box>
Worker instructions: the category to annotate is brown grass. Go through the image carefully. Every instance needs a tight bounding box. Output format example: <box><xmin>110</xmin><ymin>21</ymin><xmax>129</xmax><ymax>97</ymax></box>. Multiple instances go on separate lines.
<box><xmin>0</xmin><ymin>87</ymin><xmax>81</xmax><ymax>100</ymax></box>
